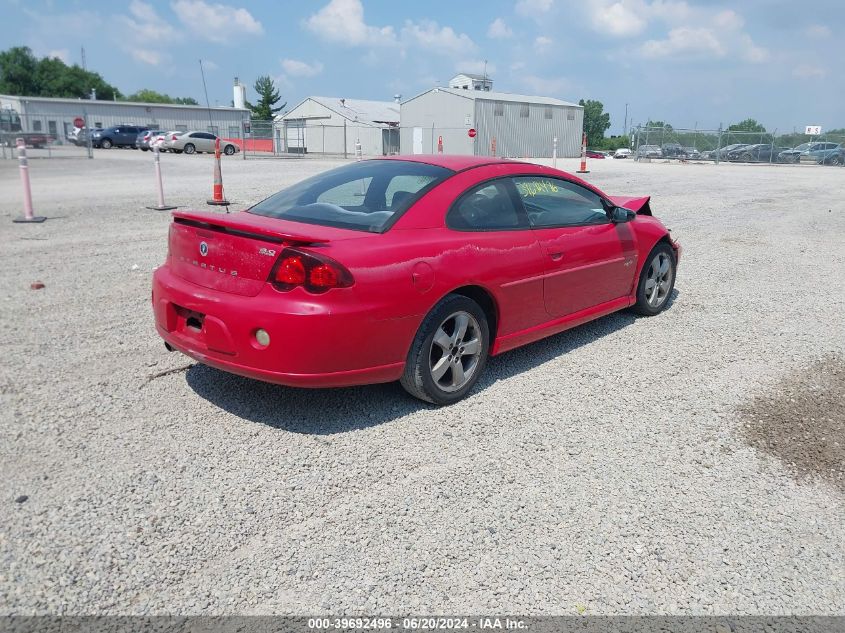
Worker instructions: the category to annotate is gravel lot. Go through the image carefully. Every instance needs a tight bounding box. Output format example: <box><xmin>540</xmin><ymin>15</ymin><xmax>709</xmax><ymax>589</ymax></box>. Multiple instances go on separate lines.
<box><xmin>0</xmin><ymin>151</ymin><xmax>843</xmax><ymax>615</ymax></box>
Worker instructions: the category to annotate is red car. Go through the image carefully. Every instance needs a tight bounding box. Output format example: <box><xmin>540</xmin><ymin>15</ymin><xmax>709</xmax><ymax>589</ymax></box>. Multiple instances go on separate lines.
<box><xmin>152</xmin><ymin>156</ymin><xmax>680</xmax><ymax>405</ymax></box>
<box><xmin>585</xmin><ymin>150</ymin><xmax>606</xmax><ymax>159</ymax></box>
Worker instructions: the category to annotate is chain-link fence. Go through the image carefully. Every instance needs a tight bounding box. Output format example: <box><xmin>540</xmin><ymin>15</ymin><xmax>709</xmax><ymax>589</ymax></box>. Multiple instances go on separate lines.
<box><xmin>1</xmin><ymin>111</ymin><xmax>95</xmax><ymax>159</ymax></box>
<box><xmin>631</xmin><ymin>125</ymin><xmax>845</xmax><ymax>166</ymax></box>
<box><xmin>235</xmin><ymin>120</ymin><xmax>570</xmax><ymax>160</ymax></box>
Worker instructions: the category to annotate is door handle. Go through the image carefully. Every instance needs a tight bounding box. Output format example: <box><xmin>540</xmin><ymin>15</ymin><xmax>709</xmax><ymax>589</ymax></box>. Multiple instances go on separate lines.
<box><xmin>549</xmin><ymin>252</ymin><xmax>564</xmax><ymax>261</ymax></box>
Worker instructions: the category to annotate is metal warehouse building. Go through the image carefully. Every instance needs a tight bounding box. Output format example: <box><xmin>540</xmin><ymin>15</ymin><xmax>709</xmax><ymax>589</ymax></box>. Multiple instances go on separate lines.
<box><xmin>0</xmin><ymin>94</ymin><xmax>250</xmax><ymax>143</ymax></box>
<box><xmin>400</xmin><ymin>87</ymin><xmax>583</xmax><ymax>158</ymax></box>
<box><xmin>275</xmin><ymin>97</ymin><xmax>400</xmax><ymax>156</ymax></box>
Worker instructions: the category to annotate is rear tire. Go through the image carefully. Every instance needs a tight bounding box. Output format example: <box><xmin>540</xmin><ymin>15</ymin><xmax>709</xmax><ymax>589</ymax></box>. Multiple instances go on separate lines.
<box><xmin>632</xmin><ymin>243</ymin><xmax>676</xmax><ymax>316</ymax></box>
<box><xmin>400</xmin><ymin>294</ymin><xmax>489</xmax><ymax>405</ymax></box>
<box><xmin>183</xmin><ymin>143</ymin><xmax>195</xmax><ymax>155</ymax></box>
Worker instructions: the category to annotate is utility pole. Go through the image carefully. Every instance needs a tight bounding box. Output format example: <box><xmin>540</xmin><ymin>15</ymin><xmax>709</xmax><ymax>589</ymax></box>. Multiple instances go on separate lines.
<box><xmin>81</xmin><ymin>47</ymin><xmax>87</xmax><ymax>71</ymax></box>
<box><xmin>623</xmin><ymin>103</ymin><xmax>628</xmax><ymax>137</ymax></box>
<box><xmin>199</xmin><ymin>59</ymin><xmax>213</xmax><ymax>129</ymax></box>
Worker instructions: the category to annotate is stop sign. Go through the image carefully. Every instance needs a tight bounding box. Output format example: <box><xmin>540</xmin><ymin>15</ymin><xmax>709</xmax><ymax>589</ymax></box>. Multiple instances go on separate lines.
<box><xmin>468</xmin><ymin>128</ymin><xmax>477</xmax><ymax>138</ymax></box>
<box><xmin>73</xmin><ymin>117</ymin><xmax>85</xmax><ymax>128</ymax></box>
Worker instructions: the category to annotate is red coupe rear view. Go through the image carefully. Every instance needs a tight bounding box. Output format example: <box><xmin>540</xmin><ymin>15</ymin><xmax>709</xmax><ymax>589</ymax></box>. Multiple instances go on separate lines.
<box><xmin>152</xmin><ymin>156</ymin><xmax>681</xmax><ymax>404</ymax></box>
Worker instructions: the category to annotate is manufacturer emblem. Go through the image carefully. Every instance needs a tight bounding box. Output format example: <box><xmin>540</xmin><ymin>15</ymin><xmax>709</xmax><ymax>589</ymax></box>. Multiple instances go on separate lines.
<box><xmin>199</xmin><ymin>241</ymin><xmax>208</xmax><ymax>257</ymax></box>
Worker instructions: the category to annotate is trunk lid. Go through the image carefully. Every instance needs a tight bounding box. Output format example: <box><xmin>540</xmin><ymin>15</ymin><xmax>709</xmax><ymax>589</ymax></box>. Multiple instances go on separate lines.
<box><xmin>167</xmin><ymin>210</ymin><xmax>368</xmax><ymax>296</ymax></box>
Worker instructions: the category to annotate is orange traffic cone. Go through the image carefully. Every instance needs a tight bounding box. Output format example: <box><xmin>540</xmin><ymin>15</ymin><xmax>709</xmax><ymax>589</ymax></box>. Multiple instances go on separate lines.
<box><xmin>207</xmin><ymin>138</ymin><xmax>230</xmax><ymax>206</ymax></box>
<box><xmin>577</xmin><ymin>132</ymin><xmax>590</xmax><ymax>174</ymax></box>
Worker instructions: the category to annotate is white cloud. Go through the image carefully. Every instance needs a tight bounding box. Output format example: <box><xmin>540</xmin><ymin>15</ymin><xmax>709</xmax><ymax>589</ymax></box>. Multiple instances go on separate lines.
<box><xmin>590</xmin><ymin>1</ymin><xmax>648</xmax><ymax>36</ymax></box>
<box><xmin>171</xmin><ymin>0</ymin><xmax>263</xmax><ymax>43</ymax></box>
<box><xmin>803</xmin><ymin>24</ymin><xmax>830</xmax><ymax>38</ymax></box>
<box><xmin>713</xmin><ymin>9</ymin><xmax>743</xmax><ymax>30</ymax></box>
<box><xmin>487</xmin><ymin>17</ymin><xmax>513</xmax><ymax>39</ymax></box>
<box><xmin>46</xmin><ymin>49</ymin><xmax>69</xmax><ymax>63</ymax></box>
<box><xmin>793</xmin><ymin>64</ymin><xmax>826</xmax><ymax>79</ymax></box>
<box><xmin>281</xmin><ymin>58</ymin><xmax>324</xmax><ymax>77</ymax></box>
<box><xmin>741</xmin><ymin>35</ymin><xmax>768</xmax><ymax>63</ymax></box>
<box><xmin>305</xmin><ymin>0</ymin><xmax>396</xmax><ymax>46</ymax></box>
<box><xmin>640</xmin><ymin>27</ymin><xmax>724</xmax><ymax>59</ymax></box>
<box><xmin>518</xmin><ymin>74</ymin><xmax>571</xmax><ymax>96</ymax></box>
<box><xmin>130</xmin><ymin>48</ymin><xmax>165</xmax><ymax>66</ymax></box>
<box><xmin>401</xmin><ymin>20</ymin><xmax>476</xmax><ymax>56</ymax></box>
<box><xmin>534</xmin><ymin>35</ymin><xmax>553</xmax><ymax>52</ymax></box>
<box><xmin>455</xmin><ymin>60</ymin><xmax>496</xmax><ymax>76</ymax></box>
<box><xmin>515</xmin><ymin>0</ymin><xmax>553</xmax><ymax>17</ymax></box>
<box><xmin>118</xmin><ymin>1</ymin><xmax>175</xmax><ymax>42</ymax></box>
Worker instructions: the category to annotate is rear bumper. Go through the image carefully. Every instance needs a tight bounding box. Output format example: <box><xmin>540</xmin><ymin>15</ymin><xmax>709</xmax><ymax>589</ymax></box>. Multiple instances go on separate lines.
<box><xmin>151</xmin><ymin>264</ymin><xmax>408</xmax><ymax>388</ymax></box>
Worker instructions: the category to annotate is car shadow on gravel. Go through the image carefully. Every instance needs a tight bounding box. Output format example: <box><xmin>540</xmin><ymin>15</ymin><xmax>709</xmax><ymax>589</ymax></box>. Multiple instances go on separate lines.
<box><xmin>186</xmin><ymin>291</ymin><xmax>677</xmax><ymax>434</ymax></box>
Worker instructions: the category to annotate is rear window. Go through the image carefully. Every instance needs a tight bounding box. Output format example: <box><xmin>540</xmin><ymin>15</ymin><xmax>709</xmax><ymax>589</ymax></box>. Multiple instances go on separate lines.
<box><xmin>248</xmin><ymin>160</ymin><xmax>452</xmax><ymax>232</ymax></box>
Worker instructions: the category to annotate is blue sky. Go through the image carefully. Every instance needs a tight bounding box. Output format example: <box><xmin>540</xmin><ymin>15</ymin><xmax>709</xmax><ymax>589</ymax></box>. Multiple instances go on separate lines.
<box><xmin>6</xmin><ymin>0</ymin><xmax>843</xmax><ymax>133</ymax></box>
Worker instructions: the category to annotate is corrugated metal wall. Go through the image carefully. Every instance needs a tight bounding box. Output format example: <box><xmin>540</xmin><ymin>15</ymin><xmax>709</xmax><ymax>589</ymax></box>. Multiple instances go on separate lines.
<box><xmin>399</xmin><ymin>91</ymin><xmax>475</xmax><ymax>155</ymax></box>
<box><xmin>3</xmin><ymin>96</ymin><xmax>249</xmax><ymax>137</ymax></box>
<box><xmin>474</xmin><ymin>100</ymin><xmax>583</xmax><ymax>158</ymax></box>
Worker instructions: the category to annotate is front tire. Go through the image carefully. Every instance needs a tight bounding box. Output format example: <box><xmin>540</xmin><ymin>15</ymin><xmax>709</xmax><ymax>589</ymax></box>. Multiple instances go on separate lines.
<box><xmin>100</xmin><ymin>138</ymin><xmax>113</xmax><ymax>149</ymax></box>
<box><xmin>224</xmin><ymin>144</ymin><xmax>236</xmax><ymax>155</ymax></box>
<box><xmin>400</xmin><ymin>294</ymin><xmax>489</xmax><ymax>405</ymax></box>
<box><xmin>632</xmin><ymin>243</ymin><xmax>676</xmax><ymax>316</ymax></box>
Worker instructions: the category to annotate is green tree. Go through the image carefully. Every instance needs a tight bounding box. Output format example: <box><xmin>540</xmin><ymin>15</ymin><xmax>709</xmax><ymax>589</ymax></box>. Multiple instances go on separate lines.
<box><xmin>0</xmin><ymin>46</ymin><xmax>39</xmax><ymax>95</ymax></box>
<box><xmin>126</xmin><ymin>89</ymin><xmax>198</xmax><ymax>105</ymax></box>
<box><xmin>645</xmin><ymin>120</ymin><xmax>673</xmax><ymax>132</ymax></box>
<box><xmin>728</xmin><ymin>118</ymin><xmax>766</xmax><ymax>133</ymax></box>
<box><xmin>248</xmin><ymin>75</ymin><xmax>285</xmax><ymax>120</ymax></box>
<box><xmin>578</xmin><ymin>99</ymin><xmax>611</xmax><ymax>147</ymax></box>
<box><xmin>0</xmin><ymin>46</ymin><xmax>121</xmax><ymax>99</ymax></box>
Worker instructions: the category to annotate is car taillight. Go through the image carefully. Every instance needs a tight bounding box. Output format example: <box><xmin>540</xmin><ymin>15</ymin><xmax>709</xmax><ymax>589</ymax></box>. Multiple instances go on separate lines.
<box><xmin>171</xmin><ymin>134</ymin><xmax>178</xmax><ymax>140</ymax></box>
<box><xmin>270</xmin><ymin>248</ymin><xmax>353</xmax><ymax>293</ymax></box>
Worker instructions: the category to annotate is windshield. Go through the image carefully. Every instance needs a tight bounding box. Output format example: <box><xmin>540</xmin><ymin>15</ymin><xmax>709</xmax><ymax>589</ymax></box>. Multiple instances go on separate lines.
<box><xmin>249</xmin><ymin>160</ymin><xmax>453</xmax><ymax>232</ymax></box>
<box><xmin>793</xmin><ymin>143</ymin><xmax>810</xmax><ymax>151</ymax></box>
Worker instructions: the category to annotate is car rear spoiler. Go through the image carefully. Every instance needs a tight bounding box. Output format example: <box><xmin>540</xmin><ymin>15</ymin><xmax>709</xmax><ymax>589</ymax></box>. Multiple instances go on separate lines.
<box><xmin>607</xmin><ymin>195</ymin><xmax>652</xmax><ymax>216</ymax></box>
<box><xmin>172</xmin><ymin>210</ymin><xmax>330</xmax><ymax>244</ymax></box>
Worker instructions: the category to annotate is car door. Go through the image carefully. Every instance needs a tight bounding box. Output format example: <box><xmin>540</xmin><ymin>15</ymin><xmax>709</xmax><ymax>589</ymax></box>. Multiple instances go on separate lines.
<box><xmin>198</xmin><ymin>133</ymin><xmax>216</xmax><ymax>152</ymax></box>
<box><xmin>512</xmin><ymin>176</ymin><xmax>638</xmax><ymax>318</ymax></box>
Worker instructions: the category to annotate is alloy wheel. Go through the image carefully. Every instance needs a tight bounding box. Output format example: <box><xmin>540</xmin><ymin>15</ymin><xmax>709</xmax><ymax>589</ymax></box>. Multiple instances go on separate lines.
<box><xmin>429</xmin><ymin>311</ymin><xmax>483</xmax><ymax>393</ymax></box>
<box><xmin>644</xmin><ymin>252</ymin><xmax>673</xmax><ymax>308</ymax></box>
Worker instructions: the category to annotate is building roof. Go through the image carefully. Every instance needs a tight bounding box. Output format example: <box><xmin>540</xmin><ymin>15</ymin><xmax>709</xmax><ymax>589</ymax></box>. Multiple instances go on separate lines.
<box><xmin>452</xmin><ymin>72</ymin><xmax>490</xmax><ymax>81</ymax></box>
<box><xmin>0</xmin><ymin>94</ymin><xmax>248</xmax><ymax>112</ymax></box>
<box><xmin>403</xmin><ymin>87</ymin><xmax>581</xmax><ymax>108</ymax></box>
<box><xmin>281</xmin><ymin>96</ymin><xmax>400</xmax><ymax>125</ymax></box>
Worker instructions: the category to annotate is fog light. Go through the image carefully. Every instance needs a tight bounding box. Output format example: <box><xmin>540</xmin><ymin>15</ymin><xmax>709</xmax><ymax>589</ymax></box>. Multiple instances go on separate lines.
<box><xmin>254</xmin><ymin>328</ymin><xmax>270</xmax><ymax>346</ymax></box>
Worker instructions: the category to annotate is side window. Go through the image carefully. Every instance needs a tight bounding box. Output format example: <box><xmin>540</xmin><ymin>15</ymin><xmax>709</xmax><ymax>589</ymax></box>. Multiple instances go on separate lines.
<box><xmin>513</xmin><ymin>177</ymin><xmax>608</xmax><ymax>228</ymax></box>
<box><xmin>385</xmin><ymin>174</ymin><xmax>438</xmax><ymax>208</ymax></box>
<box><xmin>447</xmin><ymin>180</ymin><xmax>524</xmax><ymax>231</ymax></box>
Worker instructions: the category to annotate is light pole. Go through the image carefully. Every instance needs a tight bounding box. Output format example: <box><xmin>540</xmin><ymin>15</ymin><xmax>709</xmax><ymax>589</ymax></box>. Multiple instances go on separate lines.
<box><xmin>623</xmin><ymin>103</ymin><xmax>629</xmax><ymax>138</ymax></box>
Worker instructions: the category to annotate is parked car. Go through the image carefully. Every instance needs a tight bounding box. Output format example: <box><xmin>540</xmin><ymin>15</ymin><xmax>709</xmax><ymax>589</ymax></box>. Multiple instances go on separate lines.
<box><xmin>166</xmin><ymin>130</ymin><xmax>240</xmax><ymax>155</ymax></box>
<box><xmin>153</xmin><ymin>156</ymin><xmax>681</xmax><ymax>405</ymax></box>
<box><xmin>725</xmin><ymin>144</ymin><xmax>789</xmax><ymax>162</ymax></box>
<box><xmin>136</xmin><ymin>129</ymin><xmax>168</xmax><ymax>151</ymax></box>
<box><xmin>661</xmin><ymin>143</ymin><xmax>685</xmax><ymax>158</ymax></box>
<box><xmin>702</xmin><ymin>144</ymin><xmax>750</xmax><ymax>161</ymax></box>
<box><xmin>585</xmin><ymin>149</ymin><xmax>606</xmax><ymax>159</ymax></box>
<box><xmin>91</xmin><ymin>125</ymin><xmax>149</xmax><ymax>149</ymax></box>
<box><xmin>636</xmin><ymin>145</ymin><xmax>663</xmax><ymax>159</ymax></box>
<box><xmin>681</xmin><ymin>147</ymin><xmax>701</xmax><ymax>159</ymax></box>
<box><xmin>67</xmin><ymin>127</ymin><xmax>91</xmax><ymax>146</ymax></box>
<box><xmin>798</xmin><ymin>143</ymin><xmax>842</xmax><ymax>164</ymax></box>
<box><xmin>613</xmin><ymin>148</ymin><xmax>632</xmax><ymax>159</ymax></box>
<box><xmin>819</xmin><ymin>147</ymin><xmax>844</xmax><ymax>165</ymax></box>
<box><xmin>777</xmin><ymin>142</ymin><xmax>837</xmax><ymax>163</ymax></box>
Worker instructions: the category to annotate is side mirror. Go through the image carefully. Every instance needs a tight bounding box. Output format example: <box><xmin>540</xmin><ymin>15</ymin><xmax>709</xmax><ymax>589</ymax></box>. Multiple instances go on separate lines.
<box><xmin>610</xmin><ymin>206</ymin><xmax>636</xmax><ymax>223</ymax></box>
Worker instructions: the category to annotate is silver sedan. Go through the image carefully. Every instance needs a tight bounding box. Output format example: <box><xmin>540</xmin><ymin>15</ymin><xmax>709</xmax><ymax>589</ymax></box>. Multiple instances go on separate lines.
<box><xmin>166</xmin><ymin>131</ymin><xmax>240</xmax><ymax>155</ymax></box>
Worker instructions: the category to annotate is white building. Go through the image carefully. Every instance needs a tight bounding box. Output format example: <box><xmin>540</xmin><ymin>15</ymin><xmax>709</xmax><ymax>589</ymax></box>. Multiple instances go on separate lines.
<box><xmin>400</xmin><ymin>87</ymin><xmax>583</xmax><ymax>158</ymax></box>
<box><xmin>275</xmin><ymin>96</ymin><xmax>400</xmax><ymax>156</ymax></box>
<box><xmin>448</xmin><ymin>73</ymin><xmax>493</xmax><ymax>92</ymax></box>
<box><xmin>0</xmin><ymin>94</ymin><xmax>250</xmax><ymax>144</ymax></box>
